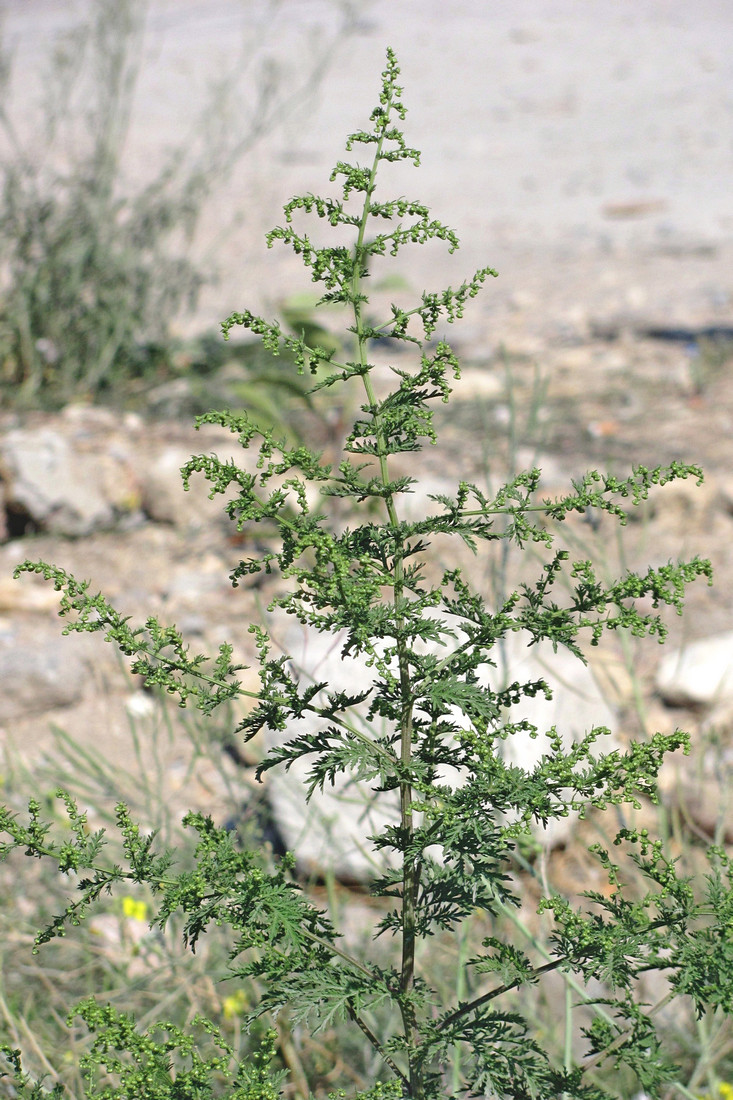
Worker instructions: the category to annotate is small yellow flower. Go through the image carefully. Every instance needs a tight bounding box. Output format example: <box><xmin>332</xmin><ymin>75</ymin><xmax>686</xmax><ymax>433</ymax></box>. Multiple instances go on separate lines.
<box><xmin>121</xmin><ymin>896</ymin><xmax>148</xmax><ymax>922</ymax></box>
<box><xmin>697</xmin><ymin>1084</ymin><xmax>733</xmax><ymax>1100</ymax></box>
<box><xmin>222</xmin><ymin>989</ymin><xmax>249</xmax><ymax>1020</ymax></box>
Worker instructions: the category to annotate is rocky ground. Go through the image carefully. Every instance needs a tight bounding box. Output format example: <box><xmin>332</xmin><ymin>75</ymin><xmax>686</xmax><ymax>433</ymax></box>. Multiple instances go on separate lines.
<box><xmin>1</xmin><ymin>321</ymin><xmax>733</xmax><ymax>873</ymax></box>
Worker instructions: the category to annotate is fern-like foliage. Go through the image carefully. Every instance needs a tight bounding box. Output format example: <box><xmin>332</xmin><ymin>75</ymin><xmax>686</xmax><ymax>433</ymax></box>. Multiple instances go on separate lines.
<box><xmin>4</xmin><ymin>46</ymin><xmax>730</xmax><ymax>1100</ymax></box>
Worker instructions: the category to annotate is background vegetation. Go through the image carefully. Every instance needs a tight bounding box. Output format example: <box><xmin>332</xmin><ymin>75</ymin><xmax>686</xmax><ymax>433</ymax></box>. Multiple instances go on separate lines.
<box><xmin>0</xmin><ymin>0</ymin><xmax>357</xmax><ymax>415</ymax></box>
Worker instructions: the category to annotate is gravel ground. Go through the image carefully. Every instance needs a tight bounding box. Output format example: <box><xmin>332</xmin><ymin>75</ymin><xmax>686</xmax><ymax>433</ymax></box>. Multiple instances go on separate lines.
<box><xmin>4</xmin><ymin>0</ymin><xmax>732</xmax><ymax>331</ymax></box>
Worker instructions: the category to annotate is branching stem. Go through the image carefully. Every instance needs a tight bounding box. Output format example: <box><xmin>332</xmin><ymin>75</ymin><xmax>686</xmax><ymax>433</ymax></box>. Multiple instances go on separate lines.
<box><xmin>349</xmin><ymin>79</ymin><xmax>422</xmax><ymax>1100</ymax></box>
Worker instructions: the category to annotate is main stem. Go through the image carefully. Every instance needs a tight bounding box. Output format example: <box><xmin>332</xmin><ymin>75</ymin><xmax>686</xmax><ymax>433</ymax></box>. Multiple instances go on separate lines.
<box><xmin>350</xmin><ymin>112</ymin><xmax>422</xmax><ymax>1100</ymax></box>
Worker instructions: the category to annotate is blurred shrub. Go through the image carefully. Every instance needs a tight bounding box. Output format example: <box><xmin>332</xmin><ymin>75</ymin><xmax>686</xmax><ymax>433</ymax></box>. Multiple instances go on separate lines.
<box><xmin>0</xmin><ymin>0</ymin><xmax>361</xmax><ymax>408</ymax></box>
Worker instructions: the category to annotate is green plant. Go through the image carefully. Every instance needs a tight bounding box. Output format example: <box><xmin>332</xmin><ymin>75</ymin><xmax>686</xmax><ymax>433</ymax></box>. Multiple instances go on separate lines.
<box><xmin>3</xmin><ymin>47</ymin><xmax>733</xmax><ymax>1099</ymax></box>
<box><xmin>0</xmin><ymin>690</ymin><xmax>267</xmax><ymax>1098</ymax></box>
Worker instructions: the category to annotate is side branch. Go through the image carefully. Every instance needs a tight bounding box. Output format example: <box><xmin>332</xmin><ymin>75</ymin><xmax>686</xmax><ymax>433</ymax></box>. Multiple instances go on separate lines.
<box><xmin>347</xmin><ymin>1003</ymin><xmax>410</xmax><ymax>1087</ymax></box>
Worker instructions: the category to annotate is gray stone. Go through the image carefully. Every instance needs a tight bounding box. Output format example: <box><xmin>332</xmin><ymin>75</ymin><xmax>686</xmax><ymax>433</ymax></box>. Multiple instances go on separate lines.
<box><xmin>0</xmin><ymin>480</ymin><xmax>7</xmax><ymax>542</ymax></box>
<box><xmin>0</xmin><ymin>428</ymin><xmax>112</xmax><ymax>535</ymax></box>
<box><xmin>0</xmin><ymin>426</ymin><xmax>139</xmax><ymax>537</ymax></box>
<box><xmin>656</xmin><ymin>631</ymin><xmax>733</xmax><ymax>707</ymax></box>
<box><xmin>717</xmin><ymin>477</ymin><xmax>733</xmax><ymax>516</ymax></box>
<box><xmin>457</xmin><ymin>366</ymin><xmax>503</xmax><ymax>401</ymax></box>
<box><xmin>140</xmin><ymin>443</ymin><xmax>255</xmax><ymax>530</ymax></box>
<box><xmin>668</xmin><ymin>772</ymin><xmax>733</xmax><ymax>844</ymax></box>
<box><xmin>0</xmin><ymin>640</ymin><xmax>86</xmax><ymax>720</ymax></box>
<box><xmin>140</xmin><ymin>446</ymin><xmax>209</xmax><ymax>527</ymax></box>
<box><xmin>164</xmin><ymin>556</ymin><xmax>232</xmax><ymax>609</ymax></box>
<box><xmin>263</xmin><ymin>615</ymin><xmax>619</xmax><ymax>882</ymax></box>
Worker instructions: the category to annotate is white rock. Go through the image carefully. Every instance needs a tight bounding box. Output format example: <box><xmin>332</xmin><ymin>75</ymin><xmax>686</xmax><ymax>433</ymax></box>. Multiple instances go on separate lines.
<box><xmin>0</xmin><ymin>423</ymin><xmax>142</xmax><ymax>537</ymax></box>
<box><xmin>0</xmin><ymin>640</ymin><xmax>86</xmax><ymax>719</ymax></box>
<box><xmin>656</xmin><ymin>631</ymin><xmax>733</xmax><ymax>707</ymax></box>
<box><xmin>0</xmin><ymin>428</ymin><xmax>115</xmax><ymax>536</ymax></box>
<box><xmin>140</xmin><ymin>446</ymin><xmax>212</xmax><ymax>528</ymax></box>
<box><xmin>398</xmin><ymin>476</ymin><xmax>468</xmax><ymax>522</ymax></box>
<box><xmin>457</xmin><ymin>367</ymin><xmax>503</xmax><ymax>400</ymax></box>
<box><xmin>126</xmin><ymin>691</ymin><xmax>157</xmax><ymax>719</ymax></box>
<box><xmin>140</xmin><ymin>443</ymin><xmax>257</xmax><ymax>530</ymax></box>
<box><xmin>164</xmin><ymin>555</ymin><xmax>231</xmax><ymax>607</ymax></box>
<box><xmin>263</xmin><ymin>615</ymin><xmax>619</xmax><ymax>882</ymax></box>
<box><xmin>0</xmin><ymin>577</ymin><xmax>62</xmax><ymax>613</ymax></box>
<box><xmin>264</xmin><ymin>624</ymin><xmax>402</xmax><ymax>883</ymax></box>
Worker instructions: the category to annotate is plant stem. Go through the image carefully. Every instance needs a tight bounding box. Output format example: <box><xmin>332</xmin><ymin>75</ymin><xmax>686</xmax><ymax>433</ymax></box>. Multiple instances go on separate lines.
<box><xmin>349</xmin><ymin>85</ymin><xmax>422</xmax><ymax>1099</ymax></box>
<box><xmin>346</xmin><ymin>1004</ymin><xmax>410</xmax><ymax>1087</ymax></box>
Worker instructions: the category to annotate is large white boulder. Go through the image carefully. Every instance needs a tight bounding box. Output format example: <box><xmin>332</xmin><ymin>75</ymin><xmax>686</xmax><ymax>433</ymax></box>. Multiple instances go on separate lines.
<box><xmin>656</xmin><ymin>631</ymin><xmax>733</xmax><ymax>707</ymax></box>
<box><xmin>263</xmin><ymin>615</ymin><xmax>619</xmax><ymax>882</ymax></box>
<box><xmin>0</xmin><ymin>428</ymin><xmax>117</xmax><ymax>536</ymax></box>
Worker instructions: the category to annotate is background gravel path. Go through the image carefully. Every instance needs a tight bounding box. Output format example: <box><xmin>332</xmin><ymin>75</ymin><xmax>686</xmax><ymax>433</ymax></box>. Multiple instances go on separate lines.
<box><xmin>4</xmin><ymin>0</ymin><xmax>732</xmax><ymax>338</ymax></box>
